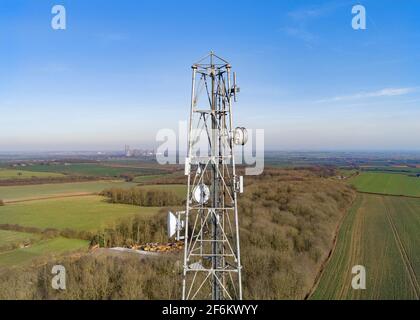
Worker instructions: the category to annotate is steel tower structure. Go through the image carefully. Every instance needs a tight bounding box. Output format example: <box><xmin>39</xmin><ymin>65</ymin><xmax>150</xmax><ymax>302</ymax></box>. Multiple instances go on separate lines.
<box><xmin>182</xmin><ymin>52</ymin><xmax>244</xmax><ymax>300</ymax></box>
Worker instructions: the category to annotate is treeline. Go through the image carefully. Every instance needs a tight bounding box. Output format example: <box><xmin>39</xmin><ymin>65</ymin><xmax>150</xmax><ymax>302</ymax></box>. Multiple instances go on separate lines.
<box><xmin>136</xmin><ymin>172</ymin><xmax>185</xmax><ymax>186</ymax></box>
<box><xmin>100</xmin><ymin>187</ymin><xmax>184</xmax><ymax>207</ymax></box>
<box><xmin>90</xmin><ymin>210</ymin><xmax>169</xmax><ymax>248</ymax></box>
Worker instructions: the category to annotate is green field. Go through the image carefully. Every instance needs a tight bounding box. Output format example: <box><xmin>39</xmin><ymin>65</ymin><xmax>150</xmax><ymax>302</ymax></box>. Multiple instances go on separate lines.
<box><xmin>0</xmin><ymin>169</ymin><xmax>65</xmax><ymax>180</ymax></box>
<box><xmin>0</xmin><ymin>237</ymin><xmax>89</xmax><ymax>267</ymax></box>
<box><xmin>350</xmin><ymin>172</ymin><xmax>420</xmax><ymax>197</ymax></box>
<box><xmin>312</xmin><ymin>194</ymin><xmax>420</xmax><ymax>299</ymax></box>
<box><xmin>0</xmin><ymin>183</ymin><xmax>164</xmax><ymax>267</ymax></box>
<box><xmin>0</xmin><ymin>161</ymin><xmax>181</xmax><ymax>269</ymax></box>
<box><xmin>17</xmin><ymin>163</ymin><xmax>166</xmax><ymax>177</ymax></box>
<box><xmin>360</xmin><ymin>166</ymin><xmax>420</xmax><ymax>175</ymax></box>
<box><xmin>0</xmin><ymin>196</ymin><xmax>160</xmax><ymax>231</ymax></box>
<box><xmin>0</xmin><ymin>180</ymin><xmax>137</xmax><ymax>202</ymax></box>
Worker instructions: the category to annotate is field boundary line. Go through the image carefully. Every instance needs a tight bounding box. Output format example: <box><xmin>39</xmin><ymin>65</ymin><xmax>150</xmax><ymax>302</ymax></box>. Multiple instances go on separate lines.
<box><xmin>0</xmin><ymin>178</ymin><xmax>110</xmax><ymax>187</ymax></box>
<box><xmin>383</xmin><ymin>197</ymin><xmax>420</xmax><ymax>299</ymax></box>
<box><xmin>358</xmin><ymin>191</ymin><xmax>420</xmax><ymax>199</ymax></box>
<box><xmin>305</xmin><ymin>195</ymin><xmax>358</xmax><ymax>300</ymax></box>
<box><xmin>4</xmin><ymin>193</ymin><xmax>97</xmax><ymax>204</ymax></box>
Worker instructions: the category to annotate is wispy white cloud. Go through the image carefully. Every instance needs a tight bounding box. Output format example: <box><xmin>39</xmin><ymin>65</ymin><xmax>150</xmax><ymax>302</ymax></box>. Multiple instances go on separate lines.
<box><xmin>281</xmin><ymin>27</ymin><xmax>318</xmax><ymax>44</ymax></box>
<box><xmin>316</xmin><ymin>87</ymin><xmax>419</xmax><ymax>103</ymax></box>
<box><xmin>281</xmin><ymin>4</ymin><xmax>331</xmax><ymax>46</ymax></box>
<box><xmin>282</xmin><ymin>1</ymin><xmax>352</xmax><ymax>46</ymax></box>
<box><xmin>287</xmin><ymin>0</ymin><xmax>353</xmax><ymax>21</ymax></box>
<box><xmin>288</xmin><ymin>6</ymin><xmax>331</xmax><ymax>21</ymax></box>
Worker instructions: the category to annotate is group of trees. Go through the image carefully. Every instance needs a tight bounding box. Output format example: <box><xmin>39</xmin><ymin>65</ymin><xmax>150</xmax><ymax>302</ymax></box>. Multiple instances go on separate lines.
<box><xmin>100</xmin><ymin>187</ymin><xmax>183</xmax><ymax>207</ymax></box>
<box><xmin>0</xmin><ymin>253</ymin><xmax>179</xmax><ymax>300</ymax></box>
<box><xmin>0</xmin><ymin>200</ymin><xmax>4</xmax><ymax>206</ymax></box>
<box><xmin>237</xmin><ymin>169</ymin><xmax>355</xmax><ymax>299</ymax></box>
<box><xmin>136</xmin><ymin>172</ymin><xmax>185</xmax><ymax>186</ymax></box>
<box><xmin>90</xmin><ymin>210</ymin><xmax>169</xmax><ymax>248</ymax></box>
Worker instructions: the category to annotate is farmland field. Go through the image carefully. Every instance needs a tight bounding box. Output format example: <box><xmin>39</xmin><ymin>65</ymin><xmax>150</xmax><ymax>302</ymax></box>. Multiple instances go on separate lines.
<box><xmin>0</xmin><ymin>196</ymin><xmax>160</xmax><ymax>231</ymax></box>
<box><xmin>0</xmin><ymin>237</ymin><xmax>89</xmax><ymax>267</ymax></box>
<box><xmin>0</xmin><ymin>169</ymin><xmax>65</xmax><ymax>180</ymax></box>
<box><xmin>17</xmin><ymin>163</ymin><xmax>167</xmax><ymax>177</ymax></box>
<box><xmin>384</xmin><ymin>196</ymin><xmax>420</xmax><ymax>281</ymax></box>
<box><xmin>360</xmin><ymin>166</ymin><xmax>420</xmax><ymax>175</ymax></box>
<box><xmin>312</xmin><ymin>194</ymin><xmax>420</xmax><ymax>299</ymax></box>
<box><xmin>350</xmin><ymin>172</ymin><xmax>420</xmax><ymax>197</ymax></box>
<box><xmin>0</xmin><ymin>180</ymin><xmax>137</xmax><ymax>202</ymax></box>
<box><xmin>0</xmin><ymin>168</ymin><xmax>177</xmax><ymax>268</ymax></box>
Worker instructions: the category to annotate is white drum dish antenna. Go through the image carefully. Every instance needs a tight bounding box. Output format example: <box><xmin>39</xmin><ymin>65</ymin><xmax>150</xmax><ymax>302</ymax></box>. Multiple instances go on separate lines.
<box><xmin>192</xmin><ymin>184</ymin><xmax>210</xmax><ymax>204</ymax></box>
<box><xmin>234</xmin><ymin>127</ymin><xmax>248</xmax><ymax>146</ymax></box>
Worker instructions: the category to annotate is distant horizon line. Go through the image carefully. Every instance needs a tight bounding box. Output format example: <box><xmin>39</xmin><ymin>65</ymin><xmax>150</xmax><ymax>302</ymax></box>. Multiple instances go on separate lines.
<box><xmin>1</xmin><ymin>149</ymin><xmax>420</xmax><ymax>154</ymax></box>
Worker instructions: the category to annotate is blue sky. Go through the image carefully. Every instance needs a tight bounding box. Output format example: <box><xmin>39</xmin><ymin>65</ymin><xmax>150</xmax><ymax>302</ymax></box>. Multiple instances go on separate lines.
<box><xmin>1</xmin><ymin>0</ymin><xmax>420</xmax><ymax>151</ymax></box>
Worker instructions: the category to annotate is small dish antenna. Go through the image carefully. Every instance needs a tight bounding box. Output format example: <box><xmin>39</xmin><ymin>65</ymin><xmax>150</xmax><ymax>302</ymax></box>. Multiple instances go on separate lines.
<box><xmin>167</xmin><ymin>211</ymin><xmax>185</xmax><ymax>240</ymax></box>
<box><xmin>233</xmin><ymin>127</ymin><xmax>248</xmax><ymax>146</ymax></box>
<box><xmin>193</xmin><ymin>184</ymin><xmax>210</xmax><ymax>204</ymax></box>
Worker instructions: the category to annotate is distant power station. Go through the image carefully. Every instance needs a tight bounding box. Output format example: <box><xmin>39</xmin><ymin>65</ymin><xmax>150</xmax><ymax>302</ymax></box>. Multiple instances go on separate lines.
<box><xmin>124</xmin><ymin>145</ymin><xmax>154</xmax><ymax>158</ymax></box>
<box><xmin>168</xmin><ymin>52</ymin><xmax>247</xmax><ymax>300</ymax></box>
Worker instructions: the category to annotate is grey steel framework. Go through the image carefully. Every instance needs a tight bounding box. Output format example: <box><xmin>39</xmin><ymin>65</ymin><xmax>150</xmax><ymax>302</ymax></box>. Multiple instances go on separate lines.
<box><xmin>182</xmin><ymin>52</ymin><xmax>243</xmax><ymax>300</ymax></box>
